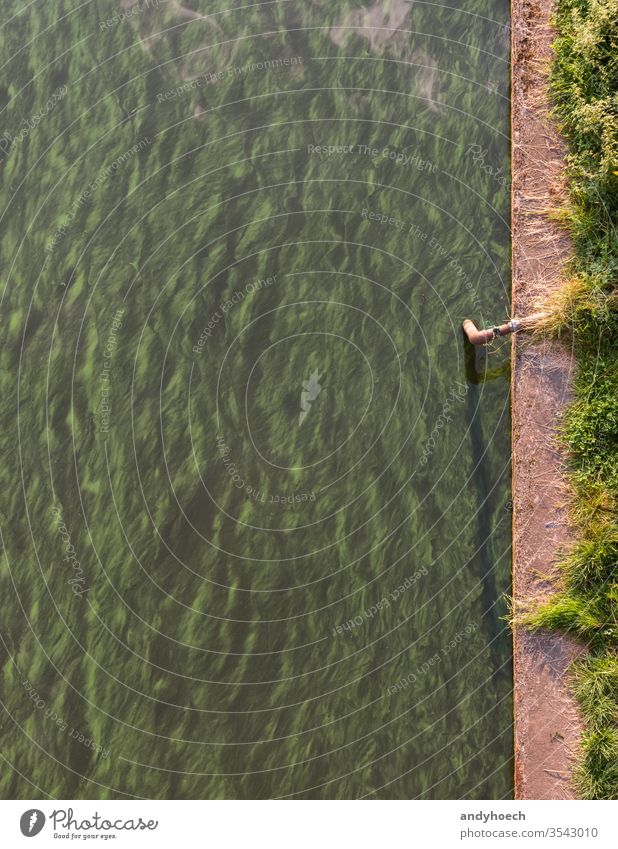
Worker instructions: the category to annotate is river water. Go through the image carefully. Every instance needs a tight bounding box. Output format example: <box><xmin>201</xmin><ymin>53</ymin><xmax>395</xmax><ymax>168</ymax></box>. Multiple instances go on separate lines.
<box><xmin>0</xmin><ymin>0</ymin><xmax>512</xmax><ymax>798</ymax></box>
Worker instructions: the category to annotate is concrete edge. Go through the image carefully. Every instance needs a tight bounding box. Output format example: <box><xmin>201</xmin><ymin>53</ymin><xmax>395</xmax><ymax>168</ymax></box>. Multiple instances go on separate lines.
<box><xmin>510</xmin><ymin>0</ymin><xmax>584</xmax><ymax>800</ymax></box>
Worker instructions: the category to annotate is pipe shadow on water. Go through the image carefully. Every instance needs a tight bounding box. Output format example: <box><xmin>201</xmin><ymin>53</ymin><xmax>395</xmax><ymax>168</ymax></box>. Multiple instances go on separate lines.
<box><xmin>461</xmin><ymin>331</ymin><xmax>512</xmax><ymax>683</ymax></box>
<box><xmin>463</xmin><ymin>331</ymin><xmax>511</xmax><ymax>385</ymax></box>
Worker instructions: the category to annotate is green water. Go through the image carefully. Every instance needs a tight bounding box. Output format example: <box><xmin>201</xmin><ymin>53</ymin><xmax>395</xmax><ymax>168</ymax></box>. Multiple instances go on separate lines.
<box><xmin>0</xmin><ymin>0</ymin><xmax>513</xmax><ymax>799</ymax></box>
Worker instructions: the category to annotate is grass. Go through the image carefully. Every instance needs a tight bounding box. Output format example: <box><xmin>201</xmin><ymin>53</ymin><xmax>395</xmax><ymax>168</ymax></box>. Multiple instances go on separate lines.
<box><xmin>522</xmin><ymin>0</ymin><xmax>618</xmax><ymax>799</ymax></box>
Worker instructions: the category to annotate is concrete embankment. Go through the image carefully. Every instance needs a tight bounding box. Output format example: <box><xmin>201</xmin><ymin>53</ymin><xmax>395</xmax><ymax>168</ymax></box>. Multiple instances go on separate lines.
<box><xmin>511</xmin><ymin>0</ymin><xmax>584</xmax><ymax>799</ymax></box>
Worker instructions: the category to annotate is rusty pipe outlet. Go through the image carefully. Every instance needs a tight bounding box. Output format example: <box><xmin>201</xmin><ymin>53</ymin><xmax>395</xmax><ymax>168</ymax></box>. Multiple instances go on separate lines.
<box><xmin>462</xmin><ymin>318</ymin><xmax>522</xmax><ymax>345</ymax></box>
<box><xmin>462</xmin><ymin>310</ymin><xmax>549</xmax><ymax>345</ymax></box>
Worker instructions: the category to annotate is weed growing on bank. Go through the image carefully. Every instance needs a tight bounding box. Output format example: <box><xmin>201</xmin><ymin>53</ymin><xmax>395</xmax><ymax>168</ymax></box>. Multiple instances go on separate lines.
<box><xmin>524</xmin><ymin>0</ymin><xmax>618</xmax><ymax>800</ymax></box>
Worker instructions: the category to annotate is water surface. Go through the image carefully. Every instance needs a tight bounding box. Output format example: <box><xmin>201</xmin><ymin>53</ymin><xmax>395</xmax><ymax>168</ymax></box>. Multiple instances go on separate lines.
<box><xmin>0</xmin><ymin>0</ymin><xmax>513</xmax><ymax>799</ymax></box>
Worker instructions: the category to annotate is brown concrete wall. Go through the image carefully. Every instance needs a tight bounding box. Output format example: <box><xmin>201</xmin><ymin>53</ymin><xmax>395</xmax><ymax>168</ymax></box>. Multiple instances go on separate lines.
<box><xmin>510</xmin><ymin>0</ymin><xmax>583</xmax><ymax>799</ymax></box>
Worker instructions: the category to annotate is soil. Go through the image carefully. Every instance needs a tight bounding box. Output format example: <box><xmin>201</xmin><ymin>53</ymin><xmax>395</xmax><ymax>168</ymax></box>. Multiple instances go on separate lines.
<box><xmin>511</xmin><ymin>0</ymin><xmax>585</xmax><ymax>799</ymax></box>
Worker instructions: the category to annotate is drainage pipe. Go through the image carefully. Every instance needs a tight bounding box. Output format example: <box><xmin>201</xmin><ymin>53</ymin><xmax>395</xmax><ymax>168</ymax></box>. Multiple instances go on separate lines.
<box><xmin>462</xmin><ymin>313</ymin><xmax>547</xmax><ymax>346</ymax></box>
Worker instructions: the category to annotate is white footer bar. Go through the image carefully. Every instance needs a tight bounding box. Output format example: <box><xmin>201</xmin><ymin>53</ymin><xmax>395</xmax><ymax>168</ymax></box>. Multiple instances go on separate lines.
<box><xmin>0</xmin><ymin>800</ymin><xmax>615</xmax><ymax>848</ymax></box>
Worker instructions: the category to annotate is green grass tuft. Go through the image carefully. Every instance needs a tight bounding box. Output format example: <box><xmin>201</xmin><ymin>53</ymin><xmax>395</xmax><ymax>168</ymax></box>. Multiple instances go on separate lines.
<box><xmin>574</xmin><ymin>728</ymin><xmax>618</xmax><ymax>800</ymax></box>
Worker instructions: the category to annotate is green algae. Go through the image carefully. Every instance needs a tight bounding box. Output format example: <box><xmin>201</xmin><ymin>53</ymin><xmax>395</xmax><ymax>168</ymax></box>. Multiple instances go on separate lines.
<box><xmin>0</xmin><ymin>0</ymin><xmax>513</xmax><ymax>799</ymax></box>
